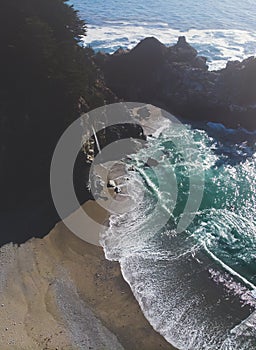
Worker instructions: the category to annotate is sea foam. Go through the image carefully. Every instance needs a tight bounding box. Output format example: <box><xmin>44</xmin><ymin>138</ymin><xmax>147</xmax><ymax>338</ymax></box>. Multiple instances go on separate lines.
<box><xmin>100</xmin><ymin>122</ymin><xmax>256</xmax><ymax>349</ymax></box>
<box><xmin>82</xmin><ymin>24</ymin><xmax>256</xmax><ymax>70</ymax></box>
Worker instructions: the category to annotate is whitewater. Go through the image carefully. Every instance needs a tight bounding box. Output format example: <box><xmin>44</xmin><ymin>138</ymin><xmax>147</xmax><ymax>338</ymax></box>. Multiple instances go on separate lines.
<box><xmin>100</xmin><ymin>119</ymin><xmax>256</xmax><ymax>349</ymax></box>
<box><xmin>70</xmin><ymin>0</ymin><xmax>256</xmax><ymax>70</ymax></box>
<box><xmin>69</xmin><ymin>1</ymin><xmax>256</xmax><ymax>347</ymax></box>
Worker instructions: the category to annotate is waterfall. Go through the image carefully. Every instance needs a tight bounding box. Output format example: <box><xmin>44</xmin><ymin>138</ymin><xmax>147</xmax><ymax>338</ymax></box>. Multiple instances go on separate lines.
<box><xmin>92</xmin><ymin>125</ymin><xmax>101</xmax><ymax>154</ymax></box>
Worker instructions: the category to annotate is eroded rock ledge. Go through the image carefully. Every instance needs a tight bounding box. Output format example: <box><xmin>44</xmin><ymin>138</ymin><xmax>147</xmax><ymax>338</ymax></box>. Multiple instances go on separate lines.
<box><xmin>95</xmin><ymin>36</ymin><xmax>256</xmax><ymax>130</ymax></box>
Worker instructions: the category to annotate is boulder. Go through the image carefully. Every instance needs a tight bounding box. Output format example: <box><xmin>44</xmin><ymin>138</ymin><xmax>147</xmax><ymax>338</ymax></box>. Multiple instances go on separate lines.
<box><xmin>145</xmin><ymin>157</ymin><xmax>159</xmax><ymax>167</ymax></box>
<box><xmin>107</xmin><ymin>180</ymin><xmax>116</xmax><ymax>188</ymax></box>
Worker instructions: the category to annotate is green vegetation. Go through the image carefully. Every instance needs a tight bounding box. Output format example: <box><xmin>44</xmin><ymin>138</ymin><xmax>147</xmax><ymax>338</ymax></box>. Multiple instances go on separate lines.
<box><xmin>0</xmin><ymin>0</ymin><xmax>111</xmax><ymax>209</ymax></box>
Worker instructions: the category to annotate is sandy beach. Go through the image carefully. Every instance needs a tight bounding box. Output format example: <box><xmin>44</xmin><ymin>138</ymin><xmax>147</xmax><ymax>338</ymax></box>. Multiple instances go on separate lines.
<box><xmin>0</xmin><ymin>104</ymin><xmax>178</xmax><ymax>349</ymax></box>
<box><xmin>0</xmin><ymin>198</ymin><xmax>176</xmax><ymax>349</ymax></box>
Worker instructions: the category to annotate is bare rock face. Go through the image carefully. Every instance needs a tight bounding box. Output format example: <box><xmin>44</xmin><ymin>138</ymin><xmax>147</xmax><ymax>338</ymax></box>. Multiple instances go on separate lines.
<box><xmin>95</xmin><ymin>37</ymin><xmax>256</xmax><ymax>130</ymax></box>
<box><xmin>113</xmin><ymin>47</ymin><xmax>130</xmax><ymax>55</ymax></box>
<box><xmin>168</xmin><ymin>36</ymin><xmax>198</xmax><ymax>62</ymax></box>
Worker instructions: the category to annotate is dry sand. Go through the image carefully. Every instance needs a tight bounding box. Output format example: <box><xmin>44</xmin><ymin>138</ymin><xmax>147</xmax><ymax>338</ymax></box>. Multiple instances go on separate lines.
<box><xmin>0</xmin><ymin>199</ymin><xmax>176</xmax><ymax>350</ymax></box>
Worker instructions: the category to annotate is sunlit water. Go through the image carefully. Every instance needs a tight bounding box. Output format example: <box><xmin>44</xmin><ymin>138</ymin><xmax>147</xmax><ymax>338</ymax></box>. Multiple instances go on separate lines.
<box><xmin>70</xmin><ymin>0</ymin><xmax>256</xmax><ymax>69</ymax></box>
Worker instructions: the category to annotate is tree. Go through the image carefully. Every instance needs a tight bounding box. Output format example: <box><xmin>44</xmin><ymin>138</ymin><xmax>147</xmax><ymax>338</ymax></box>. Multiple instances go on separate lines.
<box><xmin>0</xmin><ymin>0</ymin><xmax>110</xmax><ymax>210</ymax></box>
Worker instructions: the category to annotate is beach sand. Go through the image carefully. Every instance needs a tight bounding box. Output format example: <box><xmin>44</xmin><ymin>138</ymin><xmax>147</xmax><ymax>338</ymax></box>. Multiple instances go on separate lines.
<box><xmin>0</xmin><ymin>198</ymin><xmax>176</xmax><ymax>350</ymax></box>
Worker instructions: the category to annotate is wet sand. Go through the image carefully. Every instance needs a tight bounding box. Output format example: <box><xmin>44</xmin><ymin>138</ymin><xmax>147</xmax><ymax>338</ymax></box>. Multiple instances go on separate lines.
<box><xmin>0</xmin><ymin>200</ymin><xmax>176</xmax><ymax>349</ymax></box>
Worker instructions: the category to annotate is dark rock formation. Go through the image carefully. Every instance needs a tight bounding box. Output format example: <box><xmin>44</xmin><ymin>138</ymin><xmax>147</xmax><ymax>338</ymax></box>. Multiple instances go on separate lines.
<box><xmin>95</xmin><ymin>36</ymin><xmax>256</xmax><ymax>130</ymax></box>
<box><xmin>145</xmin><ymin>157</ymin><xmax>159</xmax><ymax>167</ymax></box>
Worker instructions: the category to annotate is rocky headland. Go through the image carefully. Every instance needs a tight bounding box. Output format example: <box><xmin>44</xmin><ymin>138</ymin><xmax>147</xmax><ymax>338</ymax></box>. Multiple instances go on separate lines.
<box><xmin>95</xmin><ymin>36</ymin><xmax>256</xmax><ymax>130</ymax></box>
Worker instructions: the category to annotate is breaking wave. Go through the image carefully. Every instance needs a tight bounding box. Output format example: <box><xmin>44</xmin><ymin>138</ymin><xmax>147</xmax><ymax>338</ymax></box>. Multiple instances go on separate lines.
<box><xmin>101</xmin><ymin>122</ymin><xmax>256</xmax><ymax>349</ymax></box>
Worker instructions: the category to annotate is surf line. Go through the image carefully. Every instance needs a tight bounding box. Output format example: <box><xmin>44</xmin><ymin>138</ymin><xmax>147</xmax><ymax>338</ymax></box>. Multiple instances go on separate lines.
<box><xmin>203</xmin><ymin>241</ymin><xmax>256</xmax><ymax>296</ymax></box>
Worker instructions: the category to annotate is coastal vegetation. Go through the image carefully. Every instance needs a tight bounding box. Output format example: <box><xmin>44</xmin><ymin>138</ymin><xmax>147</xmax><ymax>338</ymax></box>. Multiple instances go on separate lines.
<box><xmin>0</xmin><ymin>0</ymin><xmax>112</xmax><ymax>210</ymax></box>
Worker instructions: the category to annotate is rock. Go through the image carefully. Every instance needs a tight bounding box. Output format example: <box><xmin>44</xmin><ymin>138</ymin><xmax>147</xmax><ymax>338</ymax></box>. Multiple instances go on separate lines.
<box><xmin>95</xmin><ymin>36</ymin><xmax>256</xmax><ymax>130</ymax></box>
<box><xmin>192</xmin><ymin>56</ymin><xmax>208</xmax><ymax>70</ymax></box>
<box><xmin>97</xmin><ymin>37</ymin><xmax>168</xmax><ymax>102</ymax></box>
<box><xmin>113</xmin><ymin>47</ymin><xmax>129</xmax><ymax>55</ymax></box>
<box><xmin>114</xmin><ymin>186</ymin><xmax>121</xmax><ymax>194</ymax></box>
<box><xmin>93</xmin><ymin>51</ymin><xmax>108</xmax><ymax>67</ymax></box>
<box><xmin>145</xmin><ymin>157</ymin><xmax>159</xmax><ymax>167</ymax></box>
<box><xmin>169</xmin><ymin>36</ymin><xmax>198</xmax><ymax>62</ymax></box>
<box><xmin>130</xmin><ymin>37</ymin><xmax>167</xmax><ymax>58</ymax></box>
<box><xmin>107</xmin><ymin>180</ymin><xmax>116</xmax><ymax>188</ymax></box>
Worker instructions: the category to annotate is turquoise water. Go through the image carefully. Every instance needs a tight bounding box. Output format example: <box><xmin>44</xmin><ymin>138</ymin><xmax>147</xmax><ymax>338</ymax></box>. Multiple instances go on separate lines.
<box><xmin>100</xmin><ymin>121</ymin><xmax>256</xmax><ymax>349</ymax></box>
<box><xmin>68</xmin><ymin>1</ymin><xmax>256</xmax><ymax>347</ymax></box>
<box><xmin>70</xmin><ymin>0</ymin><xmax>256</xmax><ymax>69</ymax></box>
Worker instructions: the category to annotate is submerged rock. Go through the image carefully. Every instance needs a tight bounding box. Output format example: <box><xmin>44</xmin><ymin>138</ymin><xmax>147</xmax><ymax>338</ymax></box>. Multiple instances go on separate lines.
<box><xmin>145</xmin><ymin>157</ymin><xmax>159</xmax><ymax>167</ymax></box>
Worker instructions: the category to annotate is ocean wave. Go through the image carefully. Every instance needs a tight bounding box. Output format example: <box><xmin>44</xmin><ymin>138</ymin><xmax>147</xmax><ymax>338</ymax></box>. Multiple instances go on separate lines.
<box><xmin>100</xmin><ymin>121</ymin><xmax>256</xmax><ymax>349</ymax></box>
<box><xmin>82</xmin><ymin>25</ymin><xmax>256</xmax><ymax>70</ymax></box>
<box><xmin>118</xmin><ymin>249</ymin><xmax>256</xmax><ymax>350</ymax></box>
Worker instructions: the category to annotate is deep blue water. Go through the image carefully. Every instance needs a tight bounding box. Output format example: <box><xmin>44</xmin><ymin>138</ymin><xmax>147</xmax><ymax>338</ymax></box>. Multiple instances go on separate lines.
<box><xmin>70</xmin><ymin>0</ymin><xmax>256</xmax><ymax>69</ymax></box>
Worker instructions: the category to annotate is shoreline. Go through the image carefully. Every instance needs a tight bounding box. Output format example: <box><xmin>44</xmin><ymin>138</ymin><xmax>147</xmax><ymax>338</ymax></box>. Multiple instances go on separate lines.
<box><xmin>1</xmin><ymin>104</ymin><xmax>255</xmax><ymax>348</ymax></box>
<box><xmin>0</xmin><ymin>104</ymin><xmax>177</xmax><ymax>349</ymax></box>
<box><xmin>0</xmin><ymin>200</ymin><xmax>176</xmax><ymax>350</ymax></box>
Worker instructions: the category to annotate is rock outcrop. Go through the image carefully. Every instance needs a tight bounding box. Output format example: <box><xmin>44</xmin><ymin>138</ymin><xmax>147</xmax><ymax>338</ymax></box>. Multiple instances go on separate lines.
<box><xmin>95</xmin><ymin>36</ymin><xmax>256</xmax><ymax>130</ymax></box>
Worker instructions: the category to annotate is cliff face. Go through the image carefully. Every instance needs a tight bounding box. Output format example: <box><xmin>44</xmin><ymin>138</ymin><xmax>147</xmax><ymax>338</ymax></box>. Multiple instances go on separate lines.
<box><xmin>95</xmin><ymin>36</ymin><xmax>256</xmax><ymax>130</ymax></box>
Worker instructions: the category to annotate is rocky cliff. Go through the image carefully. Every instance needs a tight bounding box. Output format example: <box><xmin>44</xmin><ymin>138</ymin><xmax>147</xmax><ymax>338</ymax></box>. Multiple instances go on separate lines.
<box><xmin>95</xmin><ymin>36</ymin><xmax>256</xmax><ymax>130</ymax></box>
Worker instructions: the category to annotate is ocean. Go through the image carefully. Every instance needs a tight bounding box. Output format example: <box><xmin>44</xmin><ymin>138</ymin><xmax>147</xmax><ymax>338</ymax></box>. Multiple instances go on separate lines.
<box><xmin>70</xmin><ymin>1</ymin><xmax>256</xmax><ymax>349</ymax></box>
<box><xmin>100</xmin><ymin>118</ymin><xmax>256</xmax><ymax>349</ymax></box>
<box><xmin>70</xmin><ymin>0</ymin><xmax>256</xmax><ymax>70</ymax></box>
